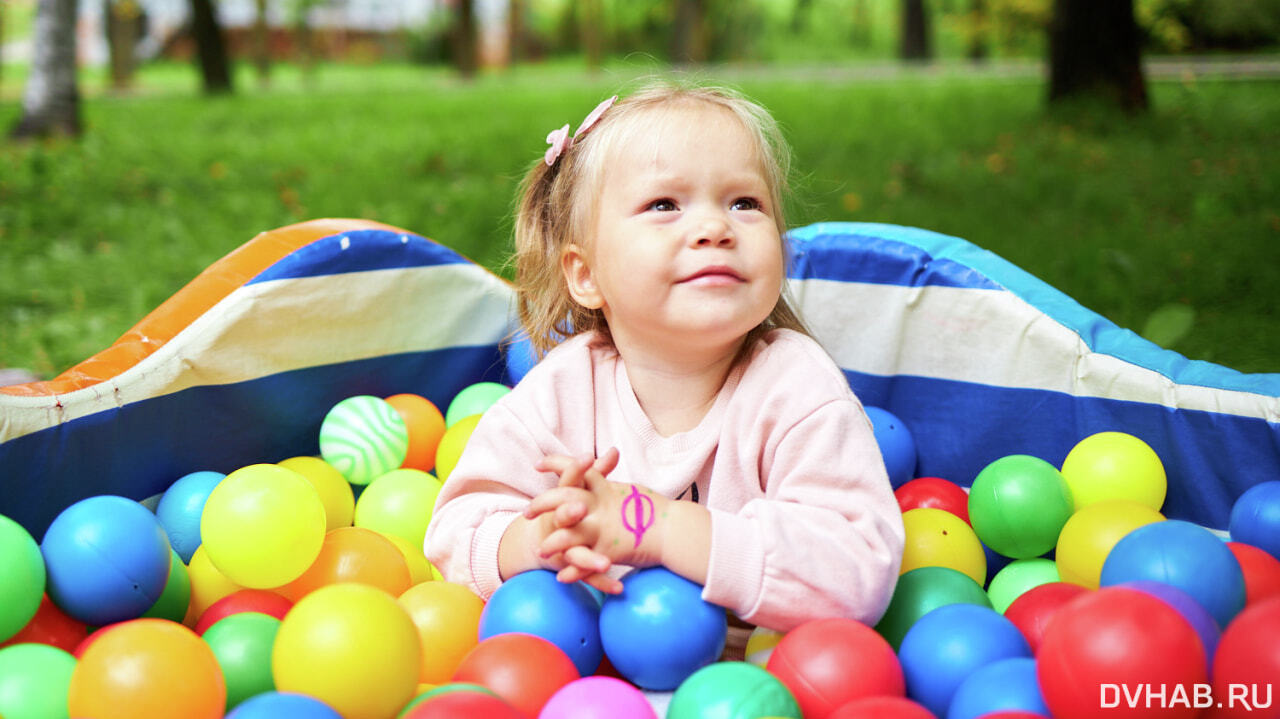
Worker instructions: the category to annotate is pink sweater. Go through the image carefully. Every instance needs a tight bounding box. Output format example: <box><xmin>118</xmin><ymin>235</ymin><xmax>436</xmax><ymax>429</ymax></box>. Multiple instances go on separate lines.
<box><xmin>425</xmin><ymin>329</ymin><xmax>905</xmax><ymax>631</ymax></box>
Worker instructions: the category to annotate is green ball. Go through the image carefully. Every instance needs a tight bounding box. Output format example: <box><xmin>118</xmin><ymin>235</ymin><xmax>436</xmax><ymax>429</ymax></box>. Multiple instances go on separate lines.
<box><xmin>204</xmin><ymin>612</ymin><xmax>282</xmax><ymax>710</ymax></box>
<box><xmin>986</xmin><ymin>558</ymin><xmax>1060</xmax><ymax>613</ymax></box>
<box><xmin>320</xmin><ymin>395</ymin><xmax>409</xmax><ymax>485</ymax></box>
<box><xmin>874</xmin><ymin>566</ymin><xmax>992</xmax><ymax>650</ymax></box>
<box><xmin>0</xmin><ymin>514</ymin><xmax>45</xmax><ymax>643</ymax></box>
<box><xmin>968</xmin><ymin>454</ymin><xmax>1074</xmax><ymax>559</ymax></box>
<box><xmin>0</xmin><ymin>643</ymin><xmax>76</xmax><ymax>719</ymax></box>
<box><xmin>667</xmin><ymin>662</ymin><xmax>802</xmax><ymax>719</ymax></box>
<box><xmin>398</xmin><ymin>683</ymin><xmax>499</xmax><ymax>717</ymax></box>
<box><xmin>445</xmin><ymin>382</ymin><xmax>510</xmax><ymax>428</ymax></box>
<box><xmin>143</xmin><ymin>549</ymin><xmax>192</xmax><ymax>622</ymax></box>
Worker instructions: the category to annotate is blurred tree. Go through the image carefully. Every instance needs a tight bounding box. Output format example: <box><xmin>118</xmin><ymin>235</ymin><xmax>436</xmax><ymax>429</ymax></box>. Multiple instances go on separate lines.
<box><xmin>901</xmin><ymin>0</ymin><xmax>933</xmax><ymax>59</ymax></box>
<box><xmin>851</xmin><ymin>0</ymin><xmax>872</xmax><ymax>47</ymax></box>
<box><xmin>671</xmin><ymin>0</ymin><xmax>708</xmax><ymax>63</ymax></box>
<box><xmin>10</xmin><ymin>0</ymin><xmax>81</xmax><ymax>139</ymax></box>
<box><xmin>0</xmin><ymin>2</ymin><xmax>6</xmax><ymax>95</ymax></box>
<box><xmin>581</xmin><ymin>0</ymin><xmax>604</xmax><ymax>70</ymax></box>
<box><xmin>792</xmin><ymin>0</ymin><xmax>812</xmax><ymax>33</ymax></box>
<box><xmin>105</xmin><ymin>0</ymin><xmax>142</xmax><ymax>91</ymax></box>
<box><xmin>1048</xmin><ymin>0</ymin><xmax>1148</xmax><ymax>112</ymax></box>
<box><xmin>291</xmin><ymin>0</ymin><xmax>321</xmax><ymax>83</ymax></box>
<box><xmin>191</xmin><ymin>0</ymin><xmax>233</xmax><ymax>93</ymax></box>
<box><xmin>968</xmin><ymin>0</ymin><xmax>989</xmax><ymax>60</ymax></box>
<box><xmin>452</xmin><ymin>0</ymin><xmax>478</xmax><ymax>77</ymax></box>
<box><xmin>508</xmin><ymin>0</ymin><xmax>525</xmax><ymax>66</ymax></box>
<box><xmin>252</xmin><ymin>0</ymin><xmax>271</xmax><ymax>87</ymax></box>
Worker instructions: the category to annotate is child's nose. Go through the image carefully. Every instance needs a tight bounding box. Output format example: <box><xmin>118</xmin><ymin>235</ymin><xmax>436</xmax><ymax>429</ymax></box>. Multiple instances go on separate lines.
<box><xmin>692</xmin><ymin>214</ymin><xmax>735</xmax><ymax>247</ymax></box>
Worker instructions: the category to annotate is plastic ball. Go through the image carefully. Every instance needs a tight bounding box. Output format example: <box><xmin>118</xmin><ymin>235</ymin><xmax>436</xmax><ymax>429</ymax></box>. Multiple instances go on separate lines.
<box><xmin>945</xmin><ymin>657</ymin><xmax>1049</xmax><ymax>719</ymax></box>
<box><xmin>1229</xmin><ymin>481</ymin><xmax>1280</xmax><ymax>561</ymax></box>
<box><xmin>504</xmin><ymin>328</ymin><xmax>540</xmax><ymax>385</ymax></box>
<box><xmin>194</xmin><ymin>588</ymin><xmax>293</xmax><ymax>635</ymax></box>
<box><xmin>1036</xmin><ymin>587</ymin><xmax>1208</xmax><ymax>719</ymax></box>
<box><xmin>1054</xmin><ymin>499</ymin><xmax>1164</xmax><ymax>588</ymax></box>
<box><xmin>185</xmin><ymin>544</ymin><xmax>247</xmax><ymax>624</ymax></box>
<box><xmin>667</xmin><ymin>661</ymin><xmax>802</xmax><ymax>719</ymax></box>
<box><xmin>398</xmin><ymin>580</ymin><xmax>486</xmax><ymax>684</ymax></box>
<box><xmin>154</xmin><ymin>470</ymin><xmax>225</xmax><ymax>562</ymax></box>
<box><xmin>479</xmin><ymin>569</ymin><xmax>603</xmax><ymax>676</ymax></box>
<box><xmin>0</xmin><ymin>514</ymin><xmax>45</xmax><ymax>642</ymax></box>
<box><xmin>435</xmin><ymin>413</ymin><xmax>481</xmax><ymax>483</ymax></box>
<box><xmin>864</xmin><ymin>406</ymin><xmax>917</xmax><ymax>488</ymax></box>
<box><xmin>69</xmin><ymin>618</ymin><xmax>226</xmax><ymax>719</ymax></box>
<box><xmin>1227</xmin><ymin>541</ymin><xmax>1280</xmax><ymax>606</ymax></box>
<box><xmin>200</xmin><ymin>463</ymin><xmax>327</xmax><ymax>589</ymax></box>
<box><xmin>986</xmin><ymin>559</ymin><xmax>1059</xmax><ymax>614</ymax></box>
<box><xmin>1100</xmin><ymin>519</ymin><xmax>1246</xmax><ymax>628</ymax></box>
<box><xmin>900</xmin><ymin>507</ymin><xmax>987</xmax><ymax>586</ymax></box>
<box><xmin>278</xmin><ymin>456</ymin><xmax>356</xmax><ymax>531</ymax></box>
<box><xmin>385</xmin><ymin>393</ymin><xmax>447</xmax><ymax>473</ymax></box>
<box><xmin>445</xmin><ymin>381</ymin><xmax>510</xmax><ymax>427</ymax></box>
<box><xmin>0</xmin><ymin>593</ymin><xmax>87</xmax><ymax>652</ymax></box>
<box><xmin>875</xmin><ymin>566</ymin><xmax>993</xmax><ymax>650</ymax></box>
<box><xmin>204</xmin><ymin>612</ymin><xmax>282</xmax><ymax>710</ymax></box>
<box><xmin>319</xmin><ymin>395</ymin><xmax>410</xmax><ymax>485</ymax></box>
<box><xmin>743</xmin><ymin>625</ymin><xmax>784</xmax><ymax>667</ymax></box>
<box><xmin>766</xmin><ymin>617</ymin><xmax>904</xmax><ymax>718</ymax></box>
<box><xmin>41</xmin><ymin>495</ymin><xmax>172</xmax><ymax>626</ymax></box>
<box><xmin>401</xmin><ymin>682</ymin><xmax>502</xmax><ymax>716</ymax></box>
<box><xmin>896</xmin><ymin>477</ymin><xmax>970</xmax><ymax>524</ymax></box>
<box><xmin>0</xmin><ymin>642</ymin><xmax>77</xmax><ymax>719</ymax></box>
<box><xmin>277</xmin><ymin>526</ymin><xmax>412</xmax><ymax>601</ymax></box>
<box><xmin>273</xmin><ymin>583</ymin><xmax>421</xmax><ymax>719</ymax></box>
<box><xmin>1119</xmin><ymin>580</ymin><xmax>1220</xmax><ymax>666</ymax></box>
<box><xmin>1059</xmin><ymin>431</ymin><xmax>1167</xmax><ymax>511</ymax></box>
<box><xmin>828</xmin><ymin>696</ymin><xmax>935</xmax><ymax>719</ymax></box>
<box><xmin>225</xmin><ymin>691</ymin><xmax>343</xmax><ymax>719</ymax></box>
<box><xmin>599</xmin><ymin>567</ymin><xmax>727</xmax><ymax>690</ymax></box>
<box><xmin>453</xmin><ymin>633</ymin><xmax>580</xmax><ymax>717</ymax></box>
<box><xmin>539</xmin><ymin>676</ymin><xmax>658</xmax><ymax>719</ymax></box>
<box><xmin>386</xmin><ymin>533</ymin><xmax>434</xmax><ymax>585</ymax></box>
<box><xmin>142</xmin><ymin>548</ymin><xmax>192</xmax><ymax>622</ymax></box>
<box><xmin>403</xmin><ymin>686</ymin><xmax>524</xmax><ymax>719</ymax></box>
<box><xmin>1208</xmin><ymin>596</ymin><xmax>1280</xmax><ymax>719</ymax></box>
<box><xmin>968</xmin><ymin>455</ymin><xmax>1073</xmax><ymax>559</ymax></box>
<box><xmin>898</xmin><ymin>603</ymin><xmax>1031</xmax><ymax>716</ymax></box>
<box><xmin>1001</xmin><ymin>582</ymin><xmax>1090</xmax><ymax>653</ymax></box>
<box><xmin>353</xmin><ymin>468</ymin><xmax>442</xmax><ymax>551</ymax></box>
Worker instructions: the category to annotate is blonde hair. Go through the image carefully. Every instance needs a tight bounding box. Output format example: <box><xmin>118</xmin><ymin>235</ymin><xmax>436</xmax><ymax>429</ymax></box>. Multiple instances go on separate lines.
<box><xmin>512</xmin><ymin>80</ymin><xmax>809</xmax><ymax>358</ymax></box>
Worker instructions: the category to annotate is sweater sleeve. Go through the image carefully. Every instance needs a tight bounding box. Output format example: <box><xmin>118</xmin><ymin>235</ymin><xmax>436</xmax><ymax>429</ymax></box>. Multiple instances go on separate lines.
<box><xmin>702</xmin><ymin>400</ymin><xmax>906</xmax><ymax>631</ymax></box>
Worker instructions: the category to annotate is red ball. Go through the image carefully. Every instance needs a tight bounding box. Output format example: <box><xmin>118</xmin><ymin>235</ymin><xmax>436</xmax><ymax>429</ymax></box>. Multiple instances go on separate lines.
<box><xmin>1206</xmin><ymin>596</ymin><xmax>1280</xmax><ymax>719</ymax></box>
<box><xmin>0</xmin><ymin>593</ymin><xmax>88</xmax><ymax>652</ymax></box>
<box><xmin>895</xmin><ymin>477</ymin><xmax>971</xmax><ymax>524</ymax></box>
<box><xmin>73</xmin><ymin>624</ymin><xmax>119</xmax><ymax>658</ymax></box>
<box><xmin>974</xmin><ymin>713</ymin><xmax>1051</xmax><ymax>719</ymax></box>
<box><xmin>828</xmin><ymin>696</ymin><xmax>933</xmax><ymax>719</ymax></box>
<box><xmin>193</xmin><ymin>589</ymin><xmax>292</xmax><ymax>635</ymax></box>
<box><xmin>1003</xmin><ymin>582</ymin><xmax>1090</xmax><ymax>654</ymax></box>
<box><xmin>1227</xmin><ymin>542</ymin><xmax>1280</xmax><ymax>607</ymax></box>
<box><xmin>766</xmin><ymin>618</ymin><xmax>904</xmax><ymax>719</ymax></box>
<box><xmin>401</xmin><ymin>689</ymin><xmax>524</xmax><ymax>719</ymax></box>
<box><xmin>1037</xmin><ymin>587</ymin><xmax>1208</xmax><ymax>719</ymax></box>
<box><xmin>453</xmin><ymin>633</ymin><xmax>580</xmax><ymax>717</ymax></box>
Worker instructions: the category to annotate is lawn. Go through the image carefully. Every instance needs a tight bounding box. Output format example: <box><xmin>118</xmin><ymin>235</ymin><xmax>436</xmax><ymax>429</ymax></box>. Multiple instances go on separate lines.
<box><xmin>1</xmin><ymin>60</ymin><xmax>1278</xmax><ymax>377</ymax></box>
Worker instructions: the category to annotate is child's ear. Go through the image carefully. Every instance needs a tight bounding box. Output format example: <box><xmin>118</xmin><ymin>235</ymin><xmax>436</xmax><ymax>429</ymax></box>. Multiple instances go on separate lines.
<box><xmin>562</xmin><ymin>244</ymin><xmax>605</xmax><ymax>309</ymax></box>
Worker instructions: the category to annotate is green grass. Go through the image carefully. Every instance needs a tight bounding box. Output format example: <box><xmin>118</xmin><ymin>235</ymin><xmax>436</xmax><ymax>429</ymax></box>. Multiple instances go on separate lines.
<box><xmin>2</xmin><ymin>60</ymin><xmax>1278</xmax><ymax>377</ymax></box>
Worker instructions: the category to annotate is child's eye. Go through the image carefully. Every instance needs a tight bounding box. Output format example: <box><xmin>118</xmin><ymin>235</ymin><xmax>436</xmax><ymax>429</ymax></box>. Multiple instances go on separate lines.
<box><xmin>731</xmin><ymin>197</ymin><xmax>762</xmax><ymax>211</ymax></box>
<box><xmin>646</xmin><ymin>198</ymin><xmax>678</xmax><ymax>212</ymax></box>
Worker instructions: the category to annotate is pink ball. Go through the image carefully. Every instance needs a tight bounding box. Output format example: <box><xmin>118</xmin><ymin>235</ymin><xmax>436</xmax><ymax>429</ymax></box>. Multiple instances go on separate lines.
<box><xmin>538</xmin><ymin>676</ymin><xmax>657</xmax><ymax>719</ymax></box>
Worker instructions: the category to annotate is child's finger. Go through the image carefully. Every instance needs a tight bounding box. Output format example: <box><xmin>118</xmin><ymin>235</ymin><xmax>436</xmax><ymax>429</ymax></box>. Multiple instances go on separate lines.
<box><xmin>525</xmin><ymin>487</ymin><xmax>581</xmax><ymax>518</ymax></box>
<box><xmin>563</xmin><ymin>545</ymin><xmax>613</xmax><ymax>575</ymax></box>
<box><xmin>539</xmin><ymin>527</ymin><xmax>590</xmax><ymax>559</ymax></box>
<box><xmin>554</xmin><ymin>500</ymin><xmax>588</xmax><ymax>528</ymax></box>
<box><xmin>535</xmin><ymin>454</ymin><xmax>577</xmax><ymax>474</ymax></box>
<box><xmin>582</xmin><ymin>571</ymin><xmax>624</xmax><ymax>595</ymax></box>
<box><xmin>593</xmin><ymin>446</ymin><xmax>620</xmax><ymax>475</ymax></box>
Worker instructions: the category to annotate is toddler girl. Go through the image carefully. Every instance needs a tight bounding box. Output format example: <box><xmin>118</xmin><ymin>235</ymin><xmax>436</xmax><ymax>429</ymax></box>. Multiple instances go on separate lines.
<box><xmin>425</xmin><ymin>81</ymin><xmax>904</xmax><ymax>631</ymax></box>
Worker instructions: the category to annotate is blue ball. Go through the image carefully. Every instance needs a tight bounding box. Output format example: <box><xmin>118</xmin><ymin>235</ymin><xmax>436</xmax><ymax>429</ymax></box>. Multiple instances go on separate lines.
<box><xmin>40</xmin><ymin>495</ymin><xmax>172</xmax><ymax>626</ymax></box>
<box><xmin>864</xmin><ymin>406</ymin><xmax>917</xmax><ymax>488</ymax></box>
<box><xmin>1229</xmin><ymin>481</ymin><xmax>1280</xmax><ymax>561</ymax></box>
<box><xmin>1099</xmin><ymin>519</ymin><xmax>1245</xmax><ymax>628</ymax></box>
<box><xmin>225</xmin><ymin>692</ymin><xmax>342</xmax><ymax>719</ymax></box>
<box><xmin>503</xmin><ymin>328</ymin><xmax>539</xmax><ymax>386</ymax></box>
<box><xmin>599</xmin><ymin>567</ymin><xmax>727</xmax><ymax>690</ymax></box>
<box><xmin>946</xmin><ymin>657</ymin><xmax>1050</xmax><ymax>719</ymax></box>
<box><xmin>899</xmin><ymin>603</ymin><xmax>1031</xmax><ymax>717</ymax></box>
<box><xmin>1119</xmin><ymin>580</ymin><xmax>1220</xmax><ymax>665</ymax></box>
<box><xmin>155</xmin><ymin>470</ymin><xmax>225</xmax><ymax>563</ymax></box>
<box><xmin>478</xmin><ymin>569</ymin><xmax>603</xmax><ymax>676</ymax></box>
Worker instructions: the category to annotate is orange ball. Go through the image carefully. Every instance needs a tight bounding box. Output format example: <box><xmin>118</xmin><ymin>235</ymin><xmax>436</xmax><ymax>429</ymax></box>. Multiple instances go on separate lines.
<box><xmin>386</xmin><ymin>393</ymin><xmax>446</xmax><ymax>473</ymax></box>
<box><xmin>68</xmin><ymin>618</ymin><xmax>225</xmax><ymax>719</ymax></box>
<box><xmin>276</xmin><ymin>527</ymin><xmax>412</xmax><ymax>602</ymax></box>
<box><xmin>454</xmin><ymin>633</ymin><xmax>579</xmax><ymax>717</ymax></box>
<box><xmin>398</xmin><ymin>580</ymin><xmax>486</xmax><ymax>684</ymax></box>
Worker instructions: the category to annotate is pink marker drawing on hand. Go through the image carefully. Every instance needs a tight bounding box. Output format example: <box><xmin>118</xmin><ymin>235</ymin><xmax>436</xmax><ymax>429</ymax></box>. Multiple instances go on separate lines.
<box><xmin>621</xmin><ymin>485</ymin><xmax>655</xmax><ymax>547</ymax></box>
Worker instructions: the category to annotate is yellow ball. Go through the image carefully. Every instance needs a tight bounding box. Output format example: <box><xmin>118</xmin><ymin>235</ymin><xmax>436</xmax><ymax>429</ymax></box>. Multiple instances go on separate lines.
<box><xmin>434</xmin><ymin>414</ymin><xmax>481</xmax><ymax>483</ymax></box>
<box><xmin>384</xmin><ymin>534</ymin><xmax>433</xmax><ymax>586</ymax></box>
<box><xmin>900</xmin><ymin>508</ymin><xmax>987</xmax><ymax>587</ymax></box>
<box><xmin>278</xmin><ymin>456</ymin><xmax>355</xmax><ymax>530</ymax></box>
<box><xmin>397</xmin><ymin>580</ymin><xmax>485</xmax><ymax>685</ymax></box>
<box><xmin>428</xmin><ymin>562</ymin><xmax>445</xmax><ymax>582</ymax></box>
<box><xmin>744</xmin><ymin>626</ymin><xmax>785</xmax><ymax>667</ymax></box>
<box><xmin>1060</xmin><ymin>431</ymin><xmax>1167</xmax><ymax>511</ymax></box>
<box><xmin>273</xmin><ymin>583</ymin><xmax>421</xmax><ymax>719</ymax></box>
<box><xmin>354</xmin><ymin>469</ymin><xmax>442</xmax><ymax>550</ymax></box>
<box><xmin>1055</xmin><ymin>499</ymin><xmax>1165</xmax><ymax>588</ymax></box>
<box><xmin>200</xmin><ymin>464</ymin><xmax>326</xmax><ymax>589</ymax></box>
<box><xmin>183</xmin><ymin>545</ymin><xmax>245</xmax><ymax>626</ymax></box>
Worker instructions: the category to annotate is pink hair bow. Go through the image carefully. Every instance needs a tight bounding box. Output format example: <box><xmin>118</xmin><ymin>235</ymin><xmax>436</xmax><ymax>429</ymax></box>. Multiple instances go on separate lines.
<box><xmin>544</xmin><ymin>95</ymin><xmax>618</xmax><ymax>167</ymax></box>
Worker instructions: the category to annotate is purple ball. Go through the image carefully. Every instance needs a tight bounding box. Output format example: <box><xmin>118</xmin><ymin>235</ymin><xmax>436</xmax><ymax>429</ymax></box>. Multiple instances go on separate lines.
<box><xmin>539</xmin><ymin>676</ymin><xmax>657</xmax><ymax>719</ymax></box>
<box><xmin>1118</xmin><ymin>580</ymin><xmax>1220</xmax><ymax>665</ymax></box>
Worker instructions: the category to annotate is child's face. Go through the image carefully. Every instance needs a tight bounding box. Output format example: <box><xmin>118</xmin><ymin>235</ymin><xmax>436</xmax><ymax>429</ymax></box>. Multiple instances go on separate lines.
<box><xmin>565</xmin><ymin>105</ymin><xmax>784</xmax><ymax>356</ymax></box>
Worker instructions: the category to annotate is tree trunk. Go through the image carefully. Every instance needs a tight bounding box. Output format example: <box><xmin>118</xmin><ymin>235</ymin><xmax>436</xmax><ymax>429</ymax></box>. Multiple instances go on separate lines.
<box><xmin>900</xmin><ymin>0</ymin><xmax>932</xmax><ymax>61</ymax></box>
<box><xmin>10</xmin><ymin>0</ymin><xmax>81</xmax><ymax>139</ymax></box>
<box><xmin>1</xmin><ymin>1</ymin><xmax>7</xmax><ymax>96</ymax></box>
<box><xmin>792</xmin><ymin>0</ymin><xmax>813</xmax><ymax>34</ymax></box>
<box><xmin>581</xmin><ymin>0</ymin><xmax>603</xmax><ymax>71</ymax></box>
<box><xmin>105</xmin><ymin>0</ymin><xmax>140</xmax><ymax>91</ymax></box>
<box><xmin>190</xmin><ymin>0</ymin><xmax>233</xmax><ymax>94</ymax></box>
<box><xmin>452</xmin><ymin>0</ymin><xmax>478</xmax><ymax>78</ymax></box>
<box><xmin>968</xmin><ymin>0</ymin><xmax>988</xmax><ymax>62</ymax></box>
<box><xmin>1048</xmin><ymin>0</ymin><xmax>1148</xmax><ymax>111</ymax></box>
<box><xmin>507</xmin><ymin>0</ymin><xmax>524</xmax><ymax>67</ymax></box>
<box><xmin>851</xmin><ymin>0</ymin><xmax>871</xmax><ymax>47</ymax></box>
<box><xmin>252</xmin><ymin>0</ymin><xmax>271</xmax><ymax>87</ymax></box>
<box><xmin>671</xmin><ymin>0</ymin><xmax>707</xmax><ymax>64</ymax></box>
